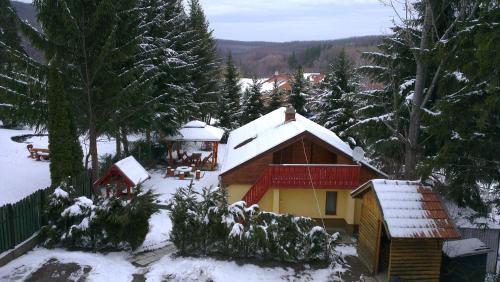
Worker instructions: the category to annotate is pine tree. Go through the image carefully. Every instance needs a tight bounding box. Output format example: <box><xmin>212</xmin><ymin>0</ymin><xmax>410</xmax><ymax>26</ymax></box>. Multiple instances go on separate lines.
<box><xmin>218</xmin><ymin>53</ymin><xmax>241</xmax><ymax>130</ymax></box>
<box><xmin>0</xmin><ymin>0</ymin><xmax>45</xmax><ymax>128</ymax></box>
<box><xmin>268</xmin><ymin>79</ymin><xmax>283</xmax><ymax>112</ymax></box>
<box><xmin>422</xmin><ymin>2</ymin><xmax>500</xmax><ymax>211</ymax></box>
<box><xmin>314</xmin><ymin>49</ymin><xmax>358</xmax><ymax>147</ymax></box>
<box><xmin>240</xmin><ymin>77</ymin><xmax>264</xmax><ymax>124</ymax></box>
<box><xmin>289</xmin><ymin>66</ymin><xmax>308</xmax><ymax>115</ymax></box>
<box><xmin>137</xmin><ymin>0</ymin><xmax>197</xmax><ymax>137</ymax></box>
<box><xmin>33</xmin><ymin>0</ymin><xmax>145</xmax><ymax>179</ymax></box>
<box><xmin>188</xmin><ymin>0</ymin><xmax>220</xmax><ymax>121</ymax></box>
<box><xmin>47</xmin><ymin>64</ymin><xmax>84</xmax><ymax>185</ymax></box>
<box><xmin>353</xmin><ymin>27</ymin><xmax>417</xmax><ymax>177</ymax></box>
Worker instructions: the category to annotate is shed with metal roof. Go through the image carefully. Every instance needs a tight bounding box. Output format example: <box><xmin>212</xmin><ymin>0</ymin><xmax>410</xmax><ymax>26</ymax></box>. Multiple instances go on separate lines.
<box><xmin>351</xmin><ymin>179</ymin><xmax>460</xmax><ymax>281</ymax></box>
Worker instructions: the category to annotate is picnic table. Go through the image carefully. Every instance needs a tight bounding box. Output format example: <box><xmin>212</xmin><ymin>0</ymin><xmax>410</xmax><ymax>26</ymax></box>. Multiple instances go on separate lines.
<box><xmin>175</xmin><ymin>166</ymin><xmax>193</xmax><ymax>175</ymax></box>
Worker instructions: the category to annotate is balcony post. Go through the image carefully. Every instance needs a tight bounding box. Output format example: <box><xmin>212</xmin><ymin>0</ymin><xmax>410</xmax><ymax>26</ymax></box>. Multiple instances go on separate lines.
<box><xmin>272</xmin><ymin>189</ymin><xmax>280</xmax><ymax>213</ymax></box>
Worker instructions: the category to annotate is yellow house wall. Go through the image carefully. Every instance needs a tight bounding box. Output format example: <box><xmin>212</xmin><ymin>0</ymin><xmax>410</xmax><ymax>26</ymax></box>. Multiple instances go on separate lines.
<box><xmin>227</xmin><ymin>184</ymin><xmax>358</xmax><ymax>224</ymax></box>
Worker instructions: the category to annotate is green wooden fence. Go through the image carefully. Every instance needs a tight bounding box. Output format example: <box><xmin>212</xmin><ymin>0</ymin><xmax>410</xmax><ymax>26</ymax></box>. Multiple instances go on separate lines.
<box><xmin>0</xmin><ymin>171</ymin><xmax>92</xmax><ymax>254</ymax></box>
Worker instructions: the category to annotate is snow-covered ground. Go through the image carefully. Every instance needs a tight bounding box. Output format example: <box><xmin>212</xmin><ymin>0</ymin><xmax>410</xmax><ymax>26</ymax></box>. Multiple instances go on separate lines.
<box><xmin>0</xmin><ymin>129</ymin><xmax>53</xmax><ymax>206</ymax></box>
<box><xmin>0</xmin><ymin>128</ymin><xmax>140</xmax><ymax>206</ymax></box>
<box><xmin>136</xmin><ymin>143</ymin><xmax>226</xmax><ymax>251</ymax></box>
<box><xmin>146</xmin><ymin>255</ymin><xmax>333</xmax><ymax>282</ymax></box>
<box><xmin>0</xmin><ymin>244</ymin><xmax>357</xmax><ymax>281</ymax></box>
<box><xmin>0</xmin><ymin>248</ymin><xmax>136</xmax><ymax>281</ymax></box>
<box><xmin>142</xmin><ymin>144</ymin><xmax>225</xmax><ymax>205</ymax></box>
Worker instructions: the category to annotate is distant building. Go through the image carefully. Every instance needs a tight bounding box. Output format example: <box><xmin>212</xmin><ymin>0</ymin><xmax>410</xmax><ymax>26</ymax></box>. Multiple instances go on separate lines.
<box><xmin>240</xmin><ymin>71</ymin><xmax>325</xmax><ymax>105</ymax></box>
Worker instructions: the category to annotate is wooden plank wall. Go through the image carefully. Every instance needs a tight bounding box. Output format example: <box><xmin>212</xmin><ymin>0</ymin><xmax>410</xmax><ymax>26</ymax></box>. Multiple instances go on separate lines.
<box><xmin>388</xmin><ymin>239</ymin><xmax>443</xmax><ymax>282</ymax></box>
<box><xmin>357</xmin><ymin>190</ymin><xmax>381</xmax><ymax>273</ymax></box>
<box><xmin>459</xmin><ymin>227</ymin><xmax>500</xmax><ymax>273</ymax></box>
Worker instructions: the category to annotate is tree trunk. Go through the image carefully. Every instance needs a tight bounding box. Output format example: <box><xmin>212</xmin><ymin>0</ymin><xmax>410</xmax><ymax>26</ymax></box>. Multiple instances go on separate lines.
<box><xmin>89</xmin><ymin>123</ymin><xmax>99</xmax><ymax>180</ymax></box>
<box><xmin>405</xmin><ymin>3</ymin><xmax>432</xmax><ymax>179</ymax></box>
<box><xmin>121</xmin><ymin>128</ymin><xmax>129</xmax><ymax>156</ymax></box>
<box><xmin>115</xmin><ymin>131</ymin><xmax>122</xmax><ymax>160</ymax></box>
<box><xmin>146</xmin><ymin>128</ymin><xmax>152</xmax><ymax>146</ymax></box>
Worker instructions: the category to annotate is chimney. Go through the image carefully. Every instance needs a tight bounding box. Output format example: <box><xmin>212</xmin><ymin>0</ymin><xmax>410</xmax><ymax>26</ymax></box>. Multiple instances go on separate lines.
<box><xmin>285</xmin><ymin>105</ymin><xmax>296</xmax><ymax>122</ymax></box>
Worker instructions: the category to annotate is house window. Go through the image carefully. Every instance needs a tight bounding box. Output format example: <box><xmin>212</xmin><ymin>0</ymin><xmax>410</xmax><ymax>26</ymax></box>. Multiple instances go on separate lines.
<box><xmin>325</xmin><ymin>192</ymin><xmax>337</xmax><ymax>215</ymax></box>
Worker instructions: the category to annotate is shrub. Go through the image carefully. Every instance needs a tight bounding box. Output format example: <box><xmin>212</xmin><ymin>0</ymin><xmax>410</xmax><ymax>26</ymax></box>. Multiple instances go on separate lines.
<box><xmin>40</xmin><ymin>182</ymin><xmax>158</xmax><ymax>251</ymax></box>
<box><xmin>168</xmin><ymin>186</ymin><xmax>338</xmax><ymax>262</ymax></box>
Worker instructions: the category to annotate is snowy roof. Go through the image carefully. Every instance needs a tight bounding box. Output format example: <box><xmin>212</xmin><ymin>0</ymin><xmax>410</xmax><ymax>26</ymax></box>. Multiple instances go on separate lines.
<box><xmin>165</xmin><ymin>120</ymin><xmax>224</xmax><ymax>142</ymax></box>
<box><xmin>443</xmin><ymin>238</ymin><xmax>490</xmax><ymax>258</ymax></box>
<box><xmin>221</xmin><ymin>107</ymin><xmax>386</xmax><ymax>176</ymax></box>
<box><xmin>114</xmin><ymin>156</ymin><xmax>150</xmax><ymax>186</ymax></box>
<box><xmin>351</xmin><ymin>179</ymin><xmax>460</xmax><ymax>239</ymax></box>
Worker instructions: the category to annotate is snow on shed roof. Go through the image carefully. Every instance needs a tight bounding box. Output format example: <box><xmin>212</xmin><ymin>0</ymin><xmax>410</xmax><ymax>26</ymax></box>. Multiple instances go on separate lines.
<box><xmin>351</xmin><ymin>179</ymin><xmax>460</xmax><ymax>239</ymax></box>
<box><xmin>114</xmin><ymin>156</ymin><xmax>150</xmax><ymax>186</ymax></box>
<box><xmin>165</xmin><ymin>120</ymin><xmax>224</xmax><ymax>142</ymax></box>
<box><xmin>443</xmin><ymin>238</ymin><xmax>490</xmax><ymax>258</ymax></box>
<box><xmin>221</xmin><ymin>107</ymin><xmax>386</xmax><ymax>175</ymax></box>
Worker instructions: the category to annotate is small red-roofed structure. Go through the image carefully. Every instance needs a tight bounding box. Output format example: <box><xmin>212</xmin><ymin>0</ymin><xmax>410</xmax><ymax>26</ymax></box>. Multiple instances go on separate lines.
<box><xmin>94</xmin><ymin>156</ymin><xmax>150</xmax><ymax>197</ymax></box>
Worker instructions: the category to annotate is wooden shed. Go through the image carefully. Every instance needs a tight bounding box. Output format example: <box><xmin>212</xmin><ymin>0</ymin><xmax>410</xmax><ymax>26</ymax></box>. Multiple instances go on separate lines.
<box><xmin>351</xmin><ymin>180</ymin><xmax>460</xmax><ymax>281</ymax></box>
<box><xmin>94</xmin><ymin>156</ymin><xmax>150</xmax><ymax>197</ymax></box>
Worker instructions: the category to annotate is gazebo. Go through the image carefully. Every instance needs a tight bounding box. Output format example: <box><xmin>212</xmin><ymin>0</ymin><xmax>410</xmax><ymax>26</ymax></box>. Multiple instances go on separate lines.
<box><xmin>165</xmin><ymin>120</ymin><xmax>224</xmax><ymax>170</ymax></box>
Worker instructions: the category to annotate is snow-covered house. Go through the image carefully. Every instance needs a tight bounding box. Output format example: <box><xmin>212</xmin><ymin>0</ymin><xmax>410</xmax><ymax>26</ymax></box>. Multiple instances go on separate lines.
<box><xmin>350</xmin><ymin>179</ymin><xmax>460</xmax><ymax>281</ymax></box>
<box><xmin>94</xmin><ymin>156</ymin><xmax>150</xmax><ymax>197</ymax></box>
<box><xmin>220</xmin><ymin>106</ymin><xmax>386</xmax><ymax>234</ymax></box>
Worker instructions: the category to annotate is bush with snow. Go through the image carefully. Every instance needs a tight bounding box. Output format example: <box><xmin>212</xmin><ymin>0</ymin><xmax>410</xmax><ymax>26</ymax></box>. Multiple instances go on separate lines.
<box><xmin>41</xmin><ymin>182</ymin><xmax>158</xmax><ymax>251</ymax></box>
<box><xmin>168</xmin><ymin>186</ymin><xmax>338</xmax><ymax>262</ymax></box>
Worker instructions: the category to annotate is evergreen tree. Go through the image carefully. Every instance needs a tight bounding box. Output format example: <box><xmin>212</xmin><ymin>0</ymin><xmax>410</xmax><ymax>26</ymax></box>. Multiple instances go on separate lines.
<box><xmin>314</xmin><ymin>49</ymin><xmax>358</xmax><ymax>147</ymax></box>
<box><xmin>0</xmin><ymin>0</ymin><xmax>45</xmax><ymax>128</ymax></box>
<box><xmin>218</xmin><ymin>53</ymin><xmax>241</xmax><ymax>130</ymax></box>
<box><xmin>268</xmin><ymin>79</ymin><xmax>283</xmax><ymax>112</ymax></box>
<box><xmin>33</xmin><ymin>0</ymin><xmax>144</xmax><ymax>179</ymax></box>
<box><xmin>240</xmin><ymin>77</ymin><xmax>264</xmax><ymax>124</ymax></box>
<box><xmin>289</xmin><ymin>66</ymin><xmax>308</xmax><ymax>115</ymax></box>
<box><xmin>188</xmin><ymin>0</ymin><xmax>220</xmax><ymax>121</ymax></box>
<box><xmin>353</xmin><ymin>27</ymin><xmax>417</xmax><ymax>177</ymax></box>
<box><xmin>47</xmin><ymin>64</ymin><xmax>84</xmax><ymax>185</ymax></box>
<box><xmin>354</xmin><ymin>0</ymin><xmax>496</xmax><ymax>211</ymax></box>
<box><xmin>137</xmin><ymin>0</ymin><xmax>197</xmax><ymax>137</ymax></box>
<box><xmin>422</xmin><ymin>2</ymin><xmax>500</xmax><ymax>211</ymax></box>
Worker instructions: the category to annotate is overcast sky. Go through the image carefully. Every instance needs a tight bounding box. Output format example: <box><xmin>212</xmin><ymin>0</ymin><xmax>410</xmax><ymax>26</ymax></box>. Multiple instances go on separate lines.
<box><xmin>15</xmin><ymin>0</ymin><xmax>399</xmax><ymax>42</ymax></box>
<box><xmin>199</xmin><ymin>0</ymin><xmax>398</xmax><ymax>42</ymax></box>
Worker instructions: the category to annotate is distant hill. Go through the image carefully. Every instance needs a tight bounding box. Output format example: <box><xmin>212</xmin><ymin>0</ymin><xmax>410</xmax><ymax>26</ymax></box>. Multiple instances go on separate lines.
<box><xmin>216</xmin><ymin>36</ymin><xmax>383</xmax><ymax>77</ymax></box>
<box><xmin>11</xmin><ymin>1</ymin><xmax>383</xmax><ymax>76</ymax></box>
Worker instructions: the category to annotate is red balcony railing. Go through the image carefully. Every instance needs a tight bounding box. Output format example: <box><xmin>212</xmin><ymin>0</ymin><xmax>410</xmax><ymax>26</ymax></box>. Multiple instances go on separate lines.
<box><xmin>242</xmin><ymin>164</ymin><xmax>361</xmax><ymax>206</ymax></box>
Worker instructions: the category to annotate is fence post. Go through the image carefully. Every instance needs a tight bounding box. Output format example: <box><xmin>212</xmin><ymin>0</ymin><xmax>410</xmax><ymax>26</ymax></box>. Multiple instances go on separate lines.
<box><xmin>7</xmin><ymin>204</ymin><xmax>15</xmax><ymax>249</ymax></box>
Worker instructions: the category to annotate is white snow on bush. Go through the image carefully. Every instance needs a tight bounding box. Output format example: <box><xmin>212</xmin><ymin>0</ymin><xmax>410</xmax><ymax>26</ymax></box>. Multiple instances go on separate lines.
<box><xmin>229</xmin><ymin>223</ymin><xmax>244</xmax><ymax>239</ymax></box>
<box><xmin>61</xmin><ymin>197</ymin><xmax>94</xmax><ymax>217</ymax></box>
<box><xmin>53</xmin><ymin>188</ymin><xmax>69</xmax><ymax>199</ymax></box>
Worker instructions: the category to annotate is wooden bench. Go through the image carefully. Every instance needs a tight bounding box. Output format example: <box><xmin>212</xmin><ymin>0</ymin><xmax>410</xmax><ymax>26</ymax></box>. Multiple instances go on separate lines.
<box><xmin>27</xmin><ymin>144</ymin><xmax>50</xmax><ymax>161</ymax></box>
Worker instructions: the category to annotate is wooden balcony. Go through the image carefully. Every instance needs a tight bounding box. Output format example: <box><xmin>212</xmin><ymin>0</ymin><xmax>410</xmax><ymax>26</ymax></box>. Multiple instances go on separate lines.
<box><xmin>242</xmin><ymin>164</ymin><xmax>361</xmax><ymax>206</ymax></box>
